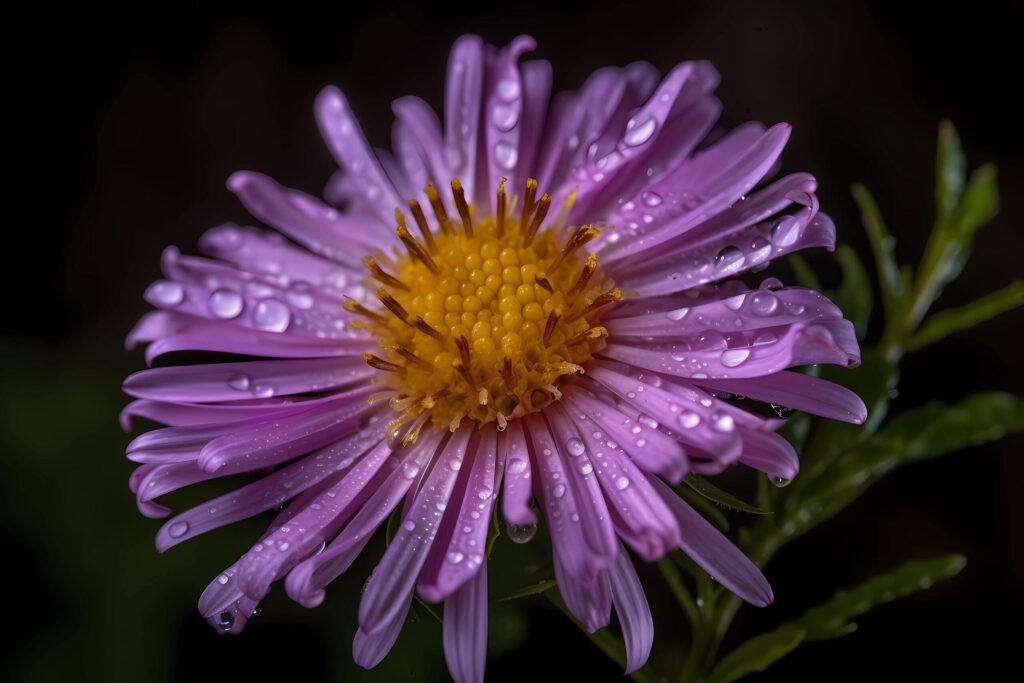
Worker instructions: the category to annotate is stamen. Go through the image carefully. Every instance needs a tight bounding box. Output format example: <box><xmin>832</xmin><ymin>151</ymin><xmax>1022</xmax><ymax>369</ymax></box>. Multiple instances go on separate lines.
<box><xmin>454</xmin><ymin>335</ymin><xmax>473</xmax><ymax>369</ymax></box>
<box><xmin>548</xmin><ymin>225</ymin><xmax>600</xmax><ymax>275</ymax></box>
<box><xmin>402</xmin><ymin>411</ymin><xmax>431</xmax><ymax>445</ymax></box>
<box><xmin>407</xmin><ymin>199</ymin><xmax>437</xmax><ymax>252</ymax></box>
<box><xmin>535</xmin><ymin>274</ymin><xmax>554</xmax><ymax>293</ymax></box>
<box><xmin>363</xmin><ymin>256</ymin><xmax>408</xmax><ymax>290</ymax></box>
<box><xmin>570</xmin><ymin>254</ymin><xmax>599</xmax><ymax>296</ymax></box>
<box><xmin>412</xmin><ymin>316</ymin><xmax>444</xmax><ymax>341</ymax></box>
<box><xmin>376</xmin><ymin>288</ymin><xmax>411</xmax><ymax>325</ymax></box>
<box><xmin>343</xmin><ymin>298</ymin><xmax>387</xmax><ymax>324</ymax></box>
<box><xmin>454</xmin><ymin>360</ymin><xmax>475</xmax><ymax>388</ymax></box>
<box><xmin>363</xmin><ymin>353</ymin><xmax>406</xmax><ymax>374</ymax></box>
<box><xmin>521</xmin><ymin>178</ymin><xmax>538</xmax><ymax>225</ymax></box>
<box><xmin>425</xmin><ymin>182</ymin><xmax>451</xmax><ymax>234</ymax></box>
<box><xmin>451</xmin><ymin>178</ymin><xmax>473</xmax><ymax>238</ymax></box>
<box><xmin>543</xmin><ymin>309</ymin><xmax>562</xmax><ymax>346</ymax></box>
<box><xmin>478</xmin><ymin>388</ymin><xmax>489</xmax><ymax>406</ymax></box>
<box><xmin>566</xmin><ymin>326</ymin><xmax>607</xmax><ymax>346</ymax></box>
<box><xmin>496</xmin><ymin>412</ymin><xmax>508</xmax><ymax>431</ymax></box>
<box><xmin>523</xmin><ymin>193</ymin><xmax>551</xmax><ymax>246</ymax></box>
<box><xmin>568</xmin><ymin>288</ymin><xmax>623</xmax><ymax>322</ymax></box>
<box><xmin>387</xmin><ymin>344</ymin><xmax>432</xmax><ymax>371</ymax></box>
<box><xmin>501</xmin><ymin>357</ymin><xmax>515</xmax><ymax>392</ymax></box>
<box><xmin>496</xmin><ymin>177</ymin><xmax>507</xmax><ymax>237</ymax></box>
<box><xmin>389</xmin><ymin>394</ymin><xmax>420</xmax><ymax>411</ymax></box>
<box><xmin>396</xmin><ymin>225</ymin><xmax>439</xmax><ymax>273</ymax></box>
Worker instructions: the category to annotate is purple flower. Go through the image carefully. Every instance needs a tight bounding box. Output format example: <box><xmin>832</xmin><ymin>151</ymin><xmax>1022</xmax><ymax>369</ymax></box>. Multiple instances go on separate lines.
<box><xmin>123</xmin><ymin>34</ymin><xmax>865</xmax><ymax>681</ymax></box>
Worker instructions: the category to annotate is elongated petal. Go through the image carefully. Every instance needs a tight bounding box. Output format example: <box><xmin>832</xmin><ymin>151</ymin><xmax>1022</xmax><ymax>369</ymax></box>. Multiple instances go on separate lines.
<box><xmin>607</xmin><ymin>546</ymin><xmax>654</xmax><ymax>674</ymax></box>
<box><xmin>500</xmin><ymin>420</ymin><xmax>536</xmax><ymax>526</ymax></box>
<box><xmin>443</xmin><ymin>562</ymin><xmax>488</xmax><ymax>683</ymax></box>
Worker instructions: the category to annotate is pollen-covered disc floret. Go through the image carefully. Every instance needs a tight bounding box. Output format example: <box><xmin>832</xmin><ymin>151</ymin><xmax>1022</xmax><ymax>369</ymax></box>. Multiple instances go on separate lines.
<box><xmin>354</xmin><ymin>178</ymin><xmax>619</xmax><ymax>438</ymax></box>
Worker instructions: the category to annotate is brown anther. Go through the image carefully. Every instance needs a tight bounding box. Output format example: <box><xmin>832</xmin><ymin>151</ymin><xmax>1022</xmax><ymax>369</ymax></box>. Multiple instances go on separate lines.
<box><xmin>363</xmin><ymin>353</ymin><xmax>406</xmax><ymax>374</ymax></box>
<box><xmin>453</xmin><ymin>360</ymin><xmax>476</xmax><ymax>388</ymax></box>
<box><xmin>521</xmin><ymin>178</ymin><xmax>538</xmax><ymax>226</ymax></box>
<box><xmin>431</xmin><ymin>388</ymin><xmax>451</xmax><ymax>401</ymax></box>
<box><xmin>570</xmin><ymin>254</ymin><xmax>599</xmax><ymax>296</ymax></box>
<box><xmin>496</xmin><ymin>177</ymin><xmax>507</xmax><ymax>237</ymax></box>
<box><xmin>396</xmin><ymin>225</ymin><xmax>439</xmax><ymax>273</ymax></box>
<box><xmin>407</xmin><ymin>199</ymin><xmax>437</xmax><ymax>252</ymax></box>
<box><xmin>387</xmin><ymin>344</ymin><xmax>432</xmax><ymax>371</ymax></box>
<box><xmin>501</xmin><ymin>357</ymin><xmax>515</xmax><ymax>392</ymax></box>
<box><xmin>451</xmin><ymin>178</ymin><xmax>473</xmax><ymax>238</ymax></box>
<box><xmin>523</xmin><ymin>193</ymin><xmax>551</xmax><ymax>246</ymax></box>
<box><xmin>543</xmin><ymin>309</ymin><xmax>562</xmax><ymax>346</ymax></box>
<box><xmin>402</xmin><ymin>412</ymin><xmax>431</xmax><ymax>445</ymax></box>
<box><xmin>362</xmin><ymin>256</ymin><xmax>408</xmax><ymax>290</ymax></box>
<box><xmin>376</xmin><ymin>288</ymin><xmax>411</xmax><ymax>325</ymax></box>
<box><xmin>549</xmin><ymin>225</ymin><xmax>600</xmax><ymax>275</ymax></box>
<box><xmin>454</xmin><ymin>335</ymin><xmax>473</xmax><ymax>369</ymax></box>
<box><xmin>568</xmin><ymin>288</ymin><xmax>622</xmax><ymax>322</ymax></box>
<box><xmin>412</xmin><ymin>316</ymin><xmax>444</xmax><ymax>341</ymax></box>
<box><xmin>535</xmin><ymin>274</ymin><xmax>554</xmax><ymax>293</ymax></box>
<box><xmin>566</xmin><ymin>326</ymin><xmax>607</xmax><ymax>346</ymax></box>
<box><xmin>424</xmin><ymin>182</ymin><xmax>451</xmax><ymax>235</ymax></box>
<box><xmin>343</xmin><ymin>298</ymin><xmax>387</xmax><ymax>324</ymax></box>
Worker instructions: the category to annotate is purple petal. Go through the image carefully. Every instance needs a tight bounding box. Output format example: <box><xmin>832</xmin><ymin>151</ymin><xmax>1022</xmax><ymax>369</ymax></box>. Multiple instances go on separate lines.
<box><xmin>499</xmin><ymin>420</ymin><xmax>536</xmax><ymax>526</ymax></box>
<box><xmin>358</xmin><ymin>428</ymin><xmax>473</xmax><ymax>635</ymax></box>
<box><xmin>392</xmin><ymin>96</ymin><xmax>453</xmax><ymax>212</ymax></box>
<box><xmin>123</xmin><ymin>357</ymin><xmax>374</xmax><ymax>403</ymax></box>
<box><xmin>651</xmin><ymin>477</ymin><xmax>773</xmax><ymax>606</ymax></box>
<box><xmin>512</xmin><ymin>59</ymin><xmax>552</xmax><ymax>191</ymax></box>
<box><xmin>696</xmin><ymin>371</ymin><xmax>867</xmax><ymax>424</ymax></box>
<box><xmin>607</xmin><ymin>545</ymin><xmax>654</xmax><ymax>674</ymax></box>
<box><xmin>353</xmin><ymin>602</ymin><xmax>408</xmax><ymax>669</ymax></box>
<box><xmin>418</xmin><ymin>430</ymin><xmax>497</xmax><ymax>602</ymax></box>
<box><xmin>553</xmin><ymin>551</ymin><xmax>611</xmax><ymax>633</ymax></box>
<box><xmin>444</xmin><ymin>35</ymin><xmax>485</xmax><ymax>203</ymax></box>
<box><xmin>314</xmin><ymin>86</ymin><xmax>404</xmax><ymax>227</ymax></box>
<box><xmin>442</xmin><ymin>562</ymin><xmax>488</xmax><ymax>683</ymax></box>
<box><xmin>738</xmin><ymin>429</ymin><xmax>800</xmax><ymax>480</ymax></box>
<box><xmin>480</xmin><ymin>35</ymin><xmax>535</xmax><ymax>210</ymax></box>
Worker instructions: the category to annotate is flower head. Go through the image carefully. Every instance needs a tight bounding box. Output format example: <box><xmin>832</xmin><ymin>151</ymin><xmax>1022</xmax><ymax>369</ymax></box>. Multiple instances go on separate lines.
<box><xmin>123</xmin><ymin>34</ymin><xmax>865</xmax><ymax>681</ymax></box>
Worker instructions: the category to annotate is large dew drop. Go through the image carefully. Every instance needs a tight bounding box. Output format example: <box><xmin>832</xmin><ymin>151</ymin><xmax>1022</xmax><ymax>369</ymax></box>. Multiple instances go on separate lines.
<box><xmin>506</xmin><ymin>522</ymin><xmax>537</xmax><ymax>544</ymax></box>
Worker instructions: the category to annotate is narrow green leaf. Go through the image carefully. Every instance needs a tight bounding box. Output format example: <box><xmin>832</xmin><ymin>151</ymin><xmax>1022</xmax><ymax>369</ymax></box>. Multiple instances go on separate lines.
<box><xmin>834</xmin><ymin>244</ymin><xmax>873</xmax><ymax>340</ymax></box>
<box><xmin>710</xmin><ymin>555</ymin><xmax>965</xmax><ymax>682</ymax></box>
<box><xmin>777</xmin><ymin>392</ymin><xmax>1023</xmax><ymax>544</ymax></box>
<box><xmin>796</xmin><ymin>554</ymin><xmax>966</xmax><ymax>641</ymax></box>
<box><xmin>494</xmin><ymin>579</ymin><xmax>558</xmax><ymax>602</ymax></box>
<box><xmin>954</xmin><ymin>163</ymin><xmax>999</xmax><ymax>242</ymax></box>
<box><xmin>486</xmin><ymin>502</ymin><xmax>501</xmax><ymax>557</ymax></box>
<box><xmin>708</xmin><ymin>625</ymin><xmax>806</xmax><ymax>683</ymax></box>
<box><xmin>935</xmin><ymin>120</ymin><xmax>966</xmax><ymax>230</ymax></box>
<box><xmin>787</xmin><ymin>253</ymin><xmax>822</xmax><ymax>291</ymax></box>
<box><xmin>683</xmin><ymin>475</ymin><xmax>770</xmax><ymax>515</ymax></box>
<box><xmin>852</xmin><ymin>183</ymin><xmax>903</xmax><ymax>318</ymax></box>
<box><xmin>385</xmin><ymin>505</ymin><xmax>403</xmax><ymax>546</ymax></box>
<box><xmin>907</xmin><ymin>280</ymin><xmax>1024</xmax><ymax>351</ymax></box>
<box><xmin>677</xmin><ymin>481</ymin><xmax>731</xmax><ymax>531</ymax></box>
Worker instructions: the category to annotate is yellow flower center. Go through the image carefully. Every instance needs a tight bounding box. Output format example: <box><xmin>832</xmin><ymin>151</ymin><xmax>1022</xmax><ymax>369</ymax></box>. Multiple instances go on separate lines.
<box><xmin>351</xmin><ymin>178</ymin><xmax>619</xmax><ymax>442</ymax></box>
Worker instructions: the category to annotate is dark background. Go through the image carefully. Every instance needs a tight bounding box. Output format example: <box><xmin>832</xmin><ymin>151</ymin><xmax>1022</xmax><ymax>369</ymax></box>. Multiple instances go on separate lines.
<box><xmin>3</xmin><ymin>1</ymin><xmax>1021</xmax><ymax>681</ymax></box>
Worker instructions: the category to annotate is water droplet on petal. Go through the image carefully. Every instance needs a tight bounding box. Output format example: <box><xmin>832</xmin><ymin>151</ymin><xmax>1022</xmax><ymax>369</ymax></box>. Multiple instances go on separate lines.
<box><xmin>714</xmin><ymin>246</ymin><xmax>746</xmax><ymax>275</ymax></box>
<box><xmin>565</xmin><ymin>437</ymin><xmax>585</xmax><ymax>457</ymax></box>
<box><xmin>217</xmin><ymin>612</ymin><xmax>235</xmax><ymax>631</ymax></box>
<box><xmin>750</xmin><ymin>292</ymin><xmax>779</xmax><ymax>316</ymax></box>
<box><xmin>148</xmin><ymin>281</ymin><xmax>184</xmax><ymax>306</ymax></box>
<box><xmin>507</xmin><ymin>522</ymin><xmax>537</xmax><ymax>544</ymax></box>
<box><xmin>770</xmin><ymin>475</ymin><xmax>792</xmax><ymax>488</ymax></box>
<box><xmin>448</xmin><ymin>551</ymin><xmax>465</xmax><ymax>564</ymax></box>
<box><xmin>624</xmin><ymin>117</ymin><xmax>657</xmax><ymax>146</ymax></box>
<box><xmin>403</xmin><ymin>519</ymin><xmax>416</xmax><ymax>531</ymax></box>
<box><xmin>720</xmin><ymin>348</ymin><xmax>750</xmax><ymax>368</ymax></box>
<box><xmin>641</xmin><ymin>190</ymin><xmax>663</xmax><ymax>207</ymax></box>
<box><xmin>493</xmin><ymin>142</ymin><xmax>518</xmax><ymax>170</ymax></box>
<box><xmin>677</xmin><ymin>411</ymin><xmax>701</xmax><ymax>429</ymax></box>
<box><xmin>168</xmin><ymin>521</ymin><xmax>189</xmax><ymax>538</ymax></box>
<box><xmin>615</xmin><ymin>476</ymin><xmax>630</xmax><ymax>490</ymax></box>
<box><xmin>253</xmin><ymin>298</ymin><xmax>291</xmax><ymax>332</ymax></box>
<box><xmin>667</xmin><ymin>307</ymin><xmax>689</xmax><ymax>321</ymax></box>
<box><xmin>711</xmin><ymin>413</ymin><xmax>735</xmax><ymax>432</ymax></box>
<box><xmin>507</xmin><ymin>458</ymin><xmax>528</xmax><ymax>475</ymax></box>
<box><xmin>552</xmin><ymin>483</ymin><xmax>566</xmax><ymax>498</ymax></box>
<box><xmin>771</xmin><ymin>216</ymin><xmax>800</xmax><ymax>248</ymax></box>
<box><xmin>228</xmin><ymin>373</ymin><xmax>251</xmax><ymax>391</ymax></box>
<box><xmin>771</xmin><ymin>403</ymin><xmax>796</xmax><ymax>419</ymax></box>
<box><xmin>208</xmin><ymin>289</ymin><xmax>244</xmax><ymax>319</ymax></box>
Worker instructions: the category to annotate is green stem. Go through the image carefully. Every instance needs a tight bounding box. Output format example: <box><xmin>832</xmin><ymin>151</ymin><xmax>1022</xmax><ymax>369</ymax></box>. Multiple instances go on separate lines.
<box><xmin>659</xmin><ymin>559</ymin><xmax>700</xmax><ymax>629</ymax></box>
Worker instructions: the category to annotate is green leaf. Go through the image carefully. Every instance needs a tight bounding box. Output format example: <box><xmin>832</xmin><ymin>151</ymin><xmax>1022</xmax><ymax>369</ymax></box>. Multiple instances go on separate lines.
<box><xmin>954</xmin><ymin>163</ymin><xmax>999</xmax><ymax>242</ymax></box>
<box><xmin>486</xmin><ymin>502</ymin><xmax>501</xmax><ymax>557</ymax></box>
<box><xmin>494</xmin><ymin>578</ymin><xmax>558</xmax><ymax>602</ymax></box>
<box><xmin>385</xmin><ymin>505</ymin><xmax>403</xmax><ymax>546</ymax></box>
<box><xmin>682</xmin><ymin>475</ymin><xmax>770</xmax><ymax>515</ymax></box>
<box><xmin>677</xmin><ymin>481</ymin><xmax>731</xmax><ymax>531</ymax></box>
<box><xmin>708</xmin><ymin>625</ymin><xmax>806</xmax><ymax>683</ymax></box>
<box><xmin>907</xmin><ymin>280</ymin><xmax>1024</xmax><ymax>351</ymax></box>
<box><xmin>795</xmin><ymin>554</ymin><xmax>966</xmax><ymax>641</ymax></box>
<box><xmin>709</xmin><ymin>555</ymin><xmax>965</xmax><ymax>682</ymax></box>
<box><xmin>852</xmin><ymin>183</ymin><xmax>903</xmax><ymax>319</ymax></box>
<box><xmin>935</xmin><ymin>119</ymin><xmax>966</xmax><ymax>230</ymax></box>
<box><xmin>834</xmin><ymin>244</ymin><xmax>873</xmax><ymax>340</ymax></box>
<box><xmin>776</xmin><ymin>392</ymin><xmax>1023</xmax><ymax>545</ymax></box>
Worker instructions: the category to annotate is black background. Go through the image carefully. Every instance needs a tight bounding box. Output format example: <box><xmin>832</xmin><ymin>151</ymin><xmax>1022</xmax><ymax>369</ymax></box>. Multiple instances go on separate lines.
<box><xmin>4</xmin><ymin>1</ymin><xmax>1022</xmax><ymax>681</ymax></box>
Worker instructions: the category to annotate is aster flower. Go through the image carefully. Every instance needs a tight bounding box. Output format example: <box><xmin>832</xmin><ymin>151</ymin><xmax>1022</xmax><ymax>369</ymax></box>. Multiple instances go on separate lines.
<box><xmin>123</xmin><ymin>34</ymin><xmax>865</xmax><ymax>681</ymax></box>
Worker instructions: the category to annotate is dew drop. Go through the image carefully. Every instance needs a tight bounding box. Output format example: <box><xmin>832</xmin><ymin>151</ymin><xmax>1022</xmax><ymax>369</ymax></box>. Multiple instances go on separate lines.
<box><xmin>677</xmin><ymin>411</ymin><xmax>701</xmax><ymax>429</ymax></box>
<box><xmin>217</xmin><ymin>574</ymin><xmax>230</xmax><ymax>585</ymax></box>
<box><xmin>208</xmin><ymin>288</ymin><xmax>244</xmax><ymax>319</ymax></box>
<box><xmin>770</xmin><ymin>216</ymin><xmax>800</xmax><ymax>247</ymax></box>
<box><xmin>711</xmin><ymin>413</ymin><xmax>735</xmax><ymax>432</ymax></box>
<box><xmin>565</xmin><ymin>437</ymin><xmax>585</xmax><ymax>457</ymax></box>
<box><xmin>771</xmin><ymin>403</ymin><xmax>796</xmax><ymax>419</ymax></box>
<box><xmin>580</xmin><ymin>462</ymin><xmax>593</xmax><ymax>475</ymax></box>
<box><xmin>402</xmin><ymin>463</ymin><xmax>420</xmax><ymax>479</ymax></box>
<box><xmin>217</xmin><ymin>612</ymin><xmax>235</xmax><ymax>631</ymax></box>
<box><xmin>253</xmin><ymin>298</ymin><xmax>291</xmax><ymax>332</ymax></box>
<box><xmin>494</xmin><ymin>142</ymin><xmax>518</xmax><ymax>170</ymax></box>
<box><xmin>403</xmin><ymin>519</ymin><xmax>416</xmax><ymax>531</ymax></box>
<box><xmin>667</xmin><ymin>307</ymin><xmax>690</xmax><ymax>321</ymax></box>
<box><xmin>641</xmin><ymin>190</ymin><xmax>663</xmax><ymax>207</ymax></box>
<box><xmin>720</xmin><ymin>348</ymin><xmax>750</xmax><ymax>368</ymax></box>
<box><xmin>714</xmin><ymin>246</ymin><xmax>746</xmax><ymax>274</ymax></box>
<box><xmin>770</xmin><ymin>475</ymin><xmax>792</xmax><ymax>488</ymax></box>
<box><xmin>227</xmin><ymin>373</ymin><xmax>251</xmax><ymax>391</ymax></box>
<box><xmin>148</xmin><ymin>281</ymin><xmax>184</xmax><ymax>306</ymax></box>
<box><xmin>448</xmin><ymin>551</ymin><xmax>465</xmax><ymax>564</ymax></box>
<box><xmin>507</xmin><ymin>522</ymin><xmax>537</xmax><ymax>544</ymax></box>
<box><xmin>168</xmin><ymin>521</ymin><xmax>189</xmax><ymax>538</ymax></box>
<box><xmin>552</xmin><ymin>483</ymin><xmax>566</xmax><ymax>498</ymax></box>
<box><xmin>624</xmin><ymin>117</ymin><xmax>657</xmax><ymax>146</ymax></box>
<box><xmin>507</xmin><ymin>458</ymin><xmax>528</xmax><ymax>475</ymax></box>
<box><xmin>615</xmin><ymin>476</ymin><xmax>631</xmax><ymax>490</ymax></box>
<box><xmin>750</xmin><ymin>292</ymin><xmax>779</xmax><ymax>316</ymax></box>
